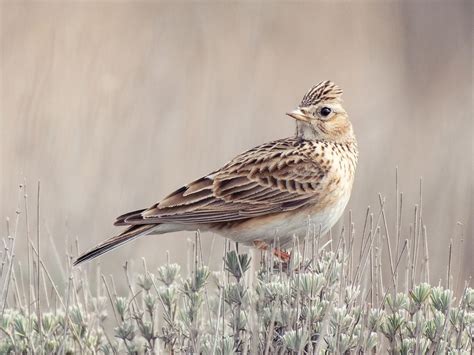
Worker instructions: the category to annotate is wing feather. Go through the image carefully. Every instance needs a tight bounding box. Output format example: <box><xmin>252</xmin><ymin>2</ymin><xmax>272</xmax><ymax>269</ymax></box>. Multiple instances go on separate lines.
<box><xmin>114</xmin><ymin>208</ymin><xmax>147</xmax><ymax>226</ymax></box>
<box><xmin>120</xmin><ymin>139</ymin><xmax>327</xmax><ymax>226</ymax></box>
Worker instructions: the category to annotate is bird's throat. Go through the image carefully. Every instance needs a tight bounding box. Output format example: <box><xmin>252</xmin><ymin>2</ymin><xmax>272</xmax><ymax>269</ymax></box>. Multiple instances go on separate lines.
<box><xmin>295</xmin><ymin>121</ymin><xmax>318</xmax><ymax>140</ymax></box>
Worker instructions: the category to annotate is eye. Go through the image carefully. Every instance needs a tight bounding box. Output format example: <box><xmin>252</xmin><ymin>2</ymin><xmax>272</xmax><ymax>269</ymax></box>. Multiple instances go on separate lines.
<box><xmin>320</xmin><ymin>107</ymin><xmax>332</xmax><ymax>117</ymax></box>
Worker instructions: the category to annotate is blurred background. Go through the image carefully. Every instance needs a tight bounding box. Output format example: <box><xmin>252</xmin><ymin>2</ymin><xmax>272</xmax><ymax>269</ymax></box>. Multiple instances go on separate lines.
<box><xmin>1</xmin><ymin>1</ymin><xmax>472</xmax><ymax>291</ymax></box>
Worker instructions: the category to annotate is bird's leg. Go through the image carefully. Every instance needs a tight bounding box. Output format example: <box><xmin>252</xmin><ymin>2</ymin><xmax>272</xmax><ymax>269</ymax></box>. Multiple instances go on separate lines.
<box><xmin>253</xmin><ymin>241</ymin><xmax>291</xmax><ymax>263</ymax></box>
<box><xmin>253</xmin><ymin>240</ymin><xmax>269</xmax><ymax>251</ymax></box>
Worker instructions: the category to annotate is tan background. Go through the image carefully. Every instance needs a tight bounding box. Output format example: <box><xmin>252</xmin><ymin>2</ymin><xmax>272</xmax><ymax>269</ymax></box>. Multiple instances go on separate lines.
<box><xmin>1</xmin><ymin>1</ymin><xmax>472</xmax><ymax>289</ymax></box>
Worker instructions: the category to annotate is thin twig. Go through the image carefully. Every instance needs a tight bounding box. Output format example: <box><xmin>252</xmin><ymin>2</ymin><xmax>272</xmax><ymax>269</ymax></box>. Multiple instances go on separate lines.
<box><xmin>36</xmin><ymin>181</ymin><xmax>42</xmax><ymax>342</ymax></box>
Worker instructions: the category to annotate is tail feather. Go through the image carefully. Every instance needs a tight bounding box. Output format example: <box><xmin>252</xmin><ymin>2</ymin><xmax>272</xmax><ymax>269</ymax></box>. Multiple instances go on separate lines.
<box><xmin>73</xmin><ymin>224</ymin><xmax>158</xmax><ymax>266</ymax></box>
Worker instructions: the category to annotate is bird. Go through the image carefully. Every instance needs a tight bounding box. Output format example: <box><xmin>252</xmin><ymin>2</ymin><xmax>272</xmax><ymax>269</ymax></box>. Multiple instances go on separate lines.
<box><xmin>74</xmin><ymin>80</ymin><xmax>358</xmax><ymax>266</ymax></box>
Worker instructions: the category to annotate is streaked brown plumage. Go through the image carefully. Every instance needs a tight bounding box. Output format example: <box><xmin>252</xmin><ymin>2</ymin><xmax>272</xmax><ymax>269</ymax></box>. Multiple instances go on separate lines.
<box><xmin>74</xmin><ymin>80</ymin><xmax>358</xmax><ymax>265</ymax></box>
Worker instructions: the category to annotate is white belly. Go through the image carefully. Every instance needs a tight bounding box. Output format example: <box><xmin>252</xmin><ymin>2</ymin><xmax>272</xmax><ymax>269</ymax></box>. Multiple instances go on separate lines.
<box><xmin>221</xmin><ymin>192</ymin><xmax>351</xmax><ymax>247</ymax></box>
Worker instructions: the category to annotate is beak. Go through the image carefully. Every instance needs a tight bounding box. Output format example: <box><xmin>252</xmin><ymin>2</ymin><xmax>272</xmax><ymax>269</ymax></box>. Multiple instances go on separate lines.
<box><xmin>286</xmin><ymin>108</ymin><xmax>311</xmax><ymax>123</ymax></box>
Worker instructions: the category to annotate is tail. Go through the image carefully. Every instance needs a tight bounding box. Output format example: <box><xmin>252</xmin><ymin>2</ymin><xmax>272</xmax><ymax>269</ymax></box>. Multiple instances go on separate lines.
<box><xmin>73</xmin><ymin>224</ymin><xmax>158</xmax><ymax>266</ymax></box>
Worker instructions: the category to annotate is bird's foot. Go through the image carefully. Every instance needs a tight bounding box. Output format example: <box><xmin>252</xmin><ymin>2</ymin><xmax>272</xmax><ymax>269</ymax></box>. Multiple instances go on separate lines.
<box><xmin>253</xmin><ymin>240</ymin><xmax>291</xmax><ymax>263</ymax></box>
<box><xmin>272</xmin><ymin>248</ymin><xmax>291</xmax><ymax>263</ymax></box>
<box><xmin>253</xmin><ymin>241</ymin><xmax>310</xmax><ymax>272</ymax></box>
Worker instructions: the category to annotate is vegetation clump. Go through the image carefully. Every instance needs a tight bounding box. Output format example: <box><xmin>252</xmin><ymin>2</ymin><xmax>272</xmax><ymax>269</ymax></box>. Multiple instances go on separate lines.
<box><xmin>1</xmin><ymin>244</ymin><xmax>472</xmax><ymax>353</ymax></box>
<box><xmin>0</xmin><ymin>181</ymin><xmax>472</xmax><ymax>353</ymax></box>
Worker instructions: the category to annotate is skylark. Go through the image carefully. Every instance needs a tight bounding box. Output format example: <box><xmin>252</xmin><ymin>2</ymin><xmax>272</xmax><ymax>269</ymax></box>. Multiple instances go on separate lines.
<box><xmin>75</xmin><ymin>80</ymin><xmax>358</xmax><ymax>265</ymax></box>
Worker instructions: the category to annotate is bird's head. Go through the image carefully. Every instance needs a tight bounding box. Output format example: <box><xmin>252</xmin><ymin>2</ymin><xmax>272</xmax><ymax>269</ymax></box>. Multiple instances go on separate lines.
<box><xmin>287</xmin><ymin>81</ymin><xmax>354</xmax><ymax>143</ymax></box>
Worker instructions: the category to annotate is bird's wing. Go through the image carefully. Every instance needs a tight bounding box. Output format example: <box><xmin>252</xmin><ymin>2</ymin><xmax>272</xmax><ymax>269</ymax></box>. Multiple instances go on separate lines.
<box><xmin>118</xmin><ymin>139</ymin><xmax>330</xmax><ymax>226</ymax></box>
